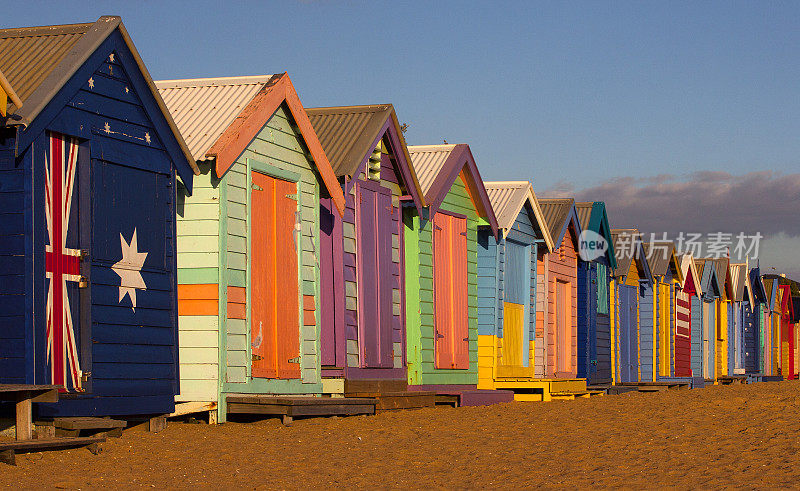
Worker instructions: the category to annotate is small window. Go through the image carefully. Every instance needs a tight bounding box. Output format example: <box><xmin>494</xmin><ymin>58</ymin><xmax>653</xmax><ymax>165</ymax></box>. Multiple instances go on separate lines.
<box><xmin>596</xmin><ymin>263</ymin><xmax>609</xmax><ymax>314</ymax></box>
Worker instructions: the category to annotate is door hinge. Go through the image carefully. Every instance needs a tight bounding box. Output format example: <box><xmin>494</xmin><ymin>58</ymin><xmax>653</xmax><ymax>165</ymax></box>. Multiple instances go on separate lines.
<box><xmin>78</xmin><ymin>276</ymin><xmax>89</xmax><ymax>289</ymax></box>
<box><xmin>288</xmin><ymin>356</ymin><xmax>300</xmax><ymax>364</ymax></box>
<box><xmin>79</xmin><ymin>249</ymin><xmax>89</xmax><ymax>261</ymax></box>
<box><xmin>252</xmin><ymin>183</ymin><xmax>263</xmax><ymax>191</ymax></box>
<box><xmin>252</xmin><ymin>354</ymin><xmax>263</xmax><ymax>361</ymax></box>
<box><xmin>81</xmin><ymin>371</ymin><xmax>91</xmax><ymax>382</ymax></box>
<box><xmin>285</xmin><ymin>193</ymin><xmax>298</xmax><ymax>201</ymax></box>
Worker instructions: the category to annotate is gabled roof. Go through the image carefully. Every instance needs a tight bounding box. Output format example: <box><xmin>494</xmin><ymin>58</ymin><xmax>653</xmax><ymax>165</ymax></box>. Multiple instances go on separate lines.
<box><xmin>575</xmin><ymin>201</ymin><xmax>617</xmax><ymax>269</ymax></box>
<box><xmin>0</xmin><ymin>67</ymin><xmax>22</xmax><ymax>116</ymax></box>
<box><xmin>407</xmin><ymin>144</ymin><xmax>498</xmax><ymax>237</ymax></box>
<box><xmin>695</xmin><ymin>258</ymin><xmax>722</xmax><ymax>299</ymax></box>
<box><xmin>643</xmin><ymin>241</ymin><xmax>684</xmax><ymax>284</ymax></box>
<box><xmin>749</xmin><ymin>267</ymin><xmax>768</xmax><ymax>305</ymax></box>
<box><xmin>730</xmin><ymin>263</ymin><xmax>755</xmax><ymax>305</ymax></box>
<box><xmin>484</xmin><ymin>181</ymin><xmax>553</xmax><ymax>252</ymax></box>
<box><xmin>539</xmin><ymin>198</ymin><xmax>582</xmax><ymax>251</ymax></box>
<box><xmin>678</xmin><ymin>254</ymin><xmax>703</xmax><ymax>297</ymax></box>
<box><xmin>306</xmin><ymin>104</ymin><xmax>423</xmax><ymax>210</ymax></box>
<box><xmin>712</xmin><ymin>257</ymin><xmax>734</xmax><ymax>299</ymax></box>
<box><xmin>156</xmin><ymin>73</ymin><xmax>346</xmax><ymax>216</ymax></box>
<box><xmin>0</xmin><ymin>16</ymin><xmax>198</xmax><ymax>180</ymax></box>
<box><xmin>610</xmin><ymin>228</ymin><xmax>654</xmax><ymax>285</ymax></box>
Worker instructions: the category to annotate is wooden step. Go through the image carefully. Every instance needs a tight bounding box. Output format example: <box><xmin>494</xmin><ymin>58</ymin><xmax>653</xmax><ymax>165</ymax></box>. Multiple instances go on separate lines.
<box><xmin>36</xmin><ymin>417</ymin><xmax>126</xmax><ymax>438</ymax></box>
<box><xmin>549</xmin><ymin>390</ymin><xmax>603</xmax><ymax>401</ymax></box>
<box><xmin>345</xmin><ymin>391</ymin><xmax>436</xmax><ymax>411</ymax></box>
<box><xmin>0</xmin><ymin>436</ymin><xmax>105</xmax><ymax>466</ymax></box>
<box><xmin>226</xmin><ymin>394</ymin><xmax>376</xmax><ymax>425</ymax></box>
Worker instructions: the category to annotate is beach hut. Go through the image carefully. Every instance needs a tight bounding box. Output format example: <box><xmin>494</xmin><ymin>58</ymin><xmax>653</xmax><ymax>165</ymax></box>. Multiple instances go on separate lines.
<box><xmin>0</xmin><ymin>16</ymin><xmax>199</xmax><ymax>418</ymax></box>
<box><xmin>676</xmin><ymin>255</ymin><xmax>702</xmax><ymax>380</ymax></box>
<box><xmin>609</xmin><ymin>229</ymin><xmax>654</xmax><ymax>383</ymax></box>
<box><xmin>744</xmin><ymin>266</ymin><xmax>767</xmax><ymax>374</ymax></box>
<box><xmin>728</xmin><ymin>263</ymin><xmax>755</xmax><ymax>376</ymax></box>
<box><xmin>761</xmin><ymin>275</ymin><xmax>780</xmax><ymax>376</ymax></box>
<box><xmin>574</xmin><ymin>202</ymin><xmax>617</xmax><ymax>387</ymax></box>
<box><xmin>694</xmin><ymin>259</ymin><xmax>722</xmax><ymax>383</ymax></box>
<box><xmin>711</xmin><ymin>258</ymin><xmax>734</xmax><ymax>380</ymax></box>
<box><xmin>156</xmin><ymin>74</ymin><xmax>367</xmax><ymax>423</ymax></box>
<box><xmin>475</xmin><ymin>181</ymin><xmax>554</xmax><ymax>398</ymax></box>
<box><xmin>402</xmin><ymin>144</ymin><xmax>511</xmax><ymax>406</ymax></box>
<box><xmin>304</xmin><ymin>104</ymin><xmax>430</xmax><ymax>407</ymax></box>
<box><xmin>642</xmin><ymin>242</ymin><xmax>685</xmax><ymax>382</ymax></box>
<box><xmin>537</xmin><ymin>199</ymin><xmax>584</xmax><ymax>379</ymax></box>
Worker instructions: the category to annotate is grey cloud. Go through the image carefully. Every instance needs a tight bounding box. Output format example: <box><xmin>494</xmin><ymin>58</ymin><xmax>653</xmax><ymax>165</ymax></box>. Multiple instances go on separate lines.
<box><xmin>541</xmin><ymin>171</ymin><xmax>800</xmax><ymax>236</ymax></box>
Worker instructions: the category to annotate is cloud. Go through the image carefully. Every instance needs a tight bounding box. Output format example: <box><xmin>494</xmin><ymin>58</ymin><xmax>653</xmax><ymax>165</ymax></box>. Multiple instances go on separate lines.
<box><xmin>540</xmin><ymin>171</ymin><xmax>800</xmax><ymax>279</ymax></box>
<box><xmin>541</xmin><ymin>171</ymin><xmax>800</xmax><ymax>236</ymax></box>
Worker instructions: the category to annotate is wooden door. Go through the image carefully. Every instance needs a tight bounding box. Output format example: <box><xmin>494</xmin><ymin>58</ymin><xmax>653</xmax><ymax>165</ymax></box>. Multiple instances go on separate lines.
<box><xmin>675</xmin><ymin>291</ymin><xmax>692</xmax><ymax>377</ymax></box>
<box><xmin>618</xmin><ymin>285</ymin><xmax>637</xmax><ymax>382</ymax></box>
<box><xmin>716</xmin><ymin>301</ymin><xmax>728</xmax><ymax>377</ymax></box>
<box><xmin>556</xmin><ymin>280</ymin><xmax>571</xmax><ymax>374</ymax></box>
<box><xmin>250</xmin><ymin>171</ymin><xmax>300</xmax><ymax>379</ymax></box>
<box><xmin>501</xmin><ymin>241</ymin><xmax>530</xmax><ymax>368</ymax></box>
<box><xmin>433</xmin><ymin>212</ymin><xmax>468</xmax><ymax>369</ymax></box>
<box><xmin>356</xmin><ymin>181</ymin><xmax>393</xmax><ymax>368</ymax></box>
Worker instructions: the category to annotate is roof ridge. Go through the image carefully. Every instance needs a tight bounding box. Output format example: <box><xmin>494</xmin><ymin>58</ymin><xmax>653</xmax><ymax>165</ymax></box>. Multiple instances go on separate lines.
<box><xmin>155</xmin><ymin>75</ymin><xmax>273</xmax><ymax>88</ymax></box>
<box><xmin>0</xmin><ymin>22</ymin><xmax>93</xmax><ymax>38</ymax></box>
<box><xmin>484</xmin><ymin>180</ymin><xmax>529</xmax><ymax>188</ymax></box>
<box><xmin>408</xmin><ymin>144</ymin><xmax>458</xmax><ymax>152</ymax></box>
<box><xmin>306</xmin><ymin>104</ymin><xmax>392</xmax><ymax>113</ymax></box>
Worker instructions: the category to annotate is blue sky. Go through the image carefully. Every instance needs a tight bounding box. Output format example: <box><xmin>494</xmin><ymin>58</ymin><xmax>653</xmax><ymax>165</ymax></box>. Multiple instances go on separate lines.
<box><xmin>10</xmin><ymin>1</ymin><xmax>800</xmax><ymax>274</ymax></box>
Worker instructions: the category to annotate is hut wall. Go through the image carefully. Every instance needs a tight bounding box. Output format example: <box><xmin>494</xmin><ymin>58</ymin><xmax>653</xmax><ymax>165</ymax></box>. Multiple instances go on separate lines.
<box><xmin>176</xmin><ymin>164</ymin><xmax>220</xmax><ymax>403</ymax></box>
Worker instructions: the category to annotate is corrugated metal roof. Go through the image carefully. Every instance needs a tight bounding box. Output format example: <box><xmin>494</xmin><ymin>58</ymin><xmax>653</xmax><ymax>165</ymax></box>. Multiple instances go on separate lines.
<box><xmin>539</xmin><ymin>198</ymin><xmax>574</xmax><ymax>247</ymax></box>
<box><xmin>408</xmin><ymin>144</ymin><xmax>457</xmax><ymax>197</ymax></box>
<box><xmin>0</xmin><ymin>22</ymin><xmax>91</xmax><ymax>112</ymax></box>
<box><xmin>574</xmin><ymin>202</ymin><xmax>593</xmax><ymax>230</ymax></box>
<box><xmin>306</xmin><ymin>104</ymin><xmax>394</xmax><ymax>177</ymax></box>
<box><xmin>643</xmin><ymin>241</ymin><xmax>675</xmax><ymax>277</ymax></box>
<box><xmin>485</xmin><ymin>182</ymin><xmax>528</xmax><ymax>231</ymax></box>
<box><xmin>155</xmin><ymin>76</ymin><xmax>273</xmax><ymax>161</ymax></box>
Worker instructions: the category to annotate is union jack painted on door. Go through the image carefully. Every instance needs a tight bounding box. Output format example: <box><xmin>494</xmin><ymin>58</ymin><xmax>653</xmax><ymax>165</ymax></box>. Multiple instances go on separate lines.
<box><xmin>45</xmin><ymin>132</ymin><xmax>83</xmax><ymax>392</ymax></box>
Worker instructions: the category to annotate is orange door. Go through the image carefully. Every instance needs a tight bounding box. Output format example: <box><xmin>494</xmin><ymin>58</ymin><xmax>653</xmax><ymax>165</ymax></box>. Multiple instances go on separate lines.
<box><xmin>250</xmin><ymin>171</ymin><xmax>300</xmax><ymax>379</ymax></box>
<box><xmin>433</xmin><ymin>212</ymin><xmax>469</xmax><ymax>369</ymax></box>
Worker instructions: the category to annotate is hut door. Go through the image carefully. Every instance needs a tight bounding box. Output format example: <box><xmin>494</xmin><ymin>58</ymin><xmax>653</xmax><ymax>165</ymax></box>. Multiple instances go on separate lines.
<box><xmin>618</xmin><ymin>285</ymin><xmax>637</xmax><ymax>382</ymax></box>
<box><xmin>675</xmin><ymin>291</ymin><xmax>692</xmax><ymax>377</ymax></box>
<box><xmin>501</xmin><ymin>241</ymin><xmax>531</xmax><ymax>368</ymax></box>
<box><xmin>555</xmin><ymin>280</ymin><xmax>571</xmax><ymax>374</ymax></box>
<box><xmin>356</xmin><ymin>181</ymin><xmax>393</xmax><ymax>368</ymax></box>
<box><xmin>250</xmin><ymin>171</ymin><xmax>300</xmax><ymax>379</ymax></box>
<box><xmin>433</xmin><ymin>212</ymin><xmax>469</xmax><ymax>369</ymax></box>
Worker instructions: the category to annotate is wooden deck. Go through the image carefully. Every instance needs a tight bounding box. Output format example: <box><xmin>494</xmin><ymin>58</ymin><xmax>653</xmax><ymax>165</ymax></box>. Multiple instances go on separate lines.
<box><xmin>717</xmin><ymin>375</ymin><xmax>748</xmax><ymax>385</ymax></box>
<box><xmin>343</xmin><ymin>379</ymin><xmax>436</xmax><ymax>411</ymax></box>
<box><xmin>226</xmin><ymin>394</ymin><xmax>376</xmax><ymax>425</ymax></box>
<box><xmin>588</xmin><ymin>384</ymin><xmax>639</xmax><ymax>395</ymax></box>
<box><xmin>0</xmin><ymin>384</ymin><xmax>60</xmax><ymax>441</ymax></box>
<box><xmin>490</xmin><ymin>378</ymin><xmax>593</xmax><ymax>402</ymax></box>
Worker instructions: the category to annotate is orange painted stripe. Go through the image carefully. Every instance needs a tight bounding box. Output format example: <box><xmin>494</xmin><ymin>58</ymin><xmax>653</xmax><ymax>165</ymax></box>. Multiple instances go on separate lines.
<box><xmin>304</xmin><ymin>309</ymin><xmax>316</xmax><ymax>326</ymax></box>
<box><xmin>303</xmin><ymin>295</ymin><xmax>315</xmax><ymax>312</ymax></box>
<box><xmin>227</xmin><ymin>302</ymin><xmax>246</xmax><ymax>320</ymax></box>
<box><xmin>178</xmin><ymin>284</ymin><xmax>218</xmax><ymax>300</ymax></box>
<box><xmin>227</xmin><ymin>286</ymin><xmax>246</xmax><ymax>304</ymax></box>
<box><xmin>179</xmin><ymin>299</ymin><xmax>218</xmax><ymax>316</ymax></box>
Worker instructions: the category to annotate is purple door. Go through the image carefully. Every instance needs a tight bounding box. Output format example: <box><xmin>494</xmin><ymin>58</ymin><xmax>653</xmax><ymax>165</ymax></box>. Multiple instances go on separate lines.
<box><xmin>319</xmin><ymin>198</ymin><xmax>343</xmax><ymax>367</ymax></box>
<box><xmin>356</xmin><ymin>180</ymin><xmax>393</xmax><ymax>368</ymax></box>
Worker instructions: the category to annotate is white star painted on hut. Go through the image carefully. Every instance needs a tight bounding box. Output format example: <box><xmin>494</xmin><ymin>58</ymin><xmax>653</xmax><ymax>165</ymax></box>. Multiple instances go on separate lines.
<box><xmin>88</xmin><ymin>77</ymin><xmax>94</xmax><ymax>89</ymax></box>
<box><xmin>109</xmin><ymin>53</ymin><xmax>115</xmax><ymax>62</ymax></box>
<box><xmin>104</xmin><ymin>122</ymin><xmax>111</xmax><ymax>134</ymax></box>
<box><xmin>111</xmin><ymin>229</ymin><xmax>148</xmax><ymax>311</ymax></box>
<box><xmin>144</xmin><ymin>132</ymin><xmax>151</xmax><ymax>144</ymax></box>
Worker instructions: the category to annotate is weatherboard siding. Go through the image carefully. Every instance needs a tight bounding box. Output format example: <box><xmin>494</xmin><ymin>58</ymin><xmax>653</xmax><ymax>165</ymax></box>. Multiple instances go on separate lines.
<box><xmin>176</xmin><ymin>165</ymin><xmax>220</xmax><ymax>403</ymax></box>
<box><xmin>545</xmin><ymin>230</ymin><xmax>579</xmax><ymax>378</ymax></box>
<box><xmin>406</xmin><ymin>174</ymin><xmax>479</xmax><ymax>386</ymax></box>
